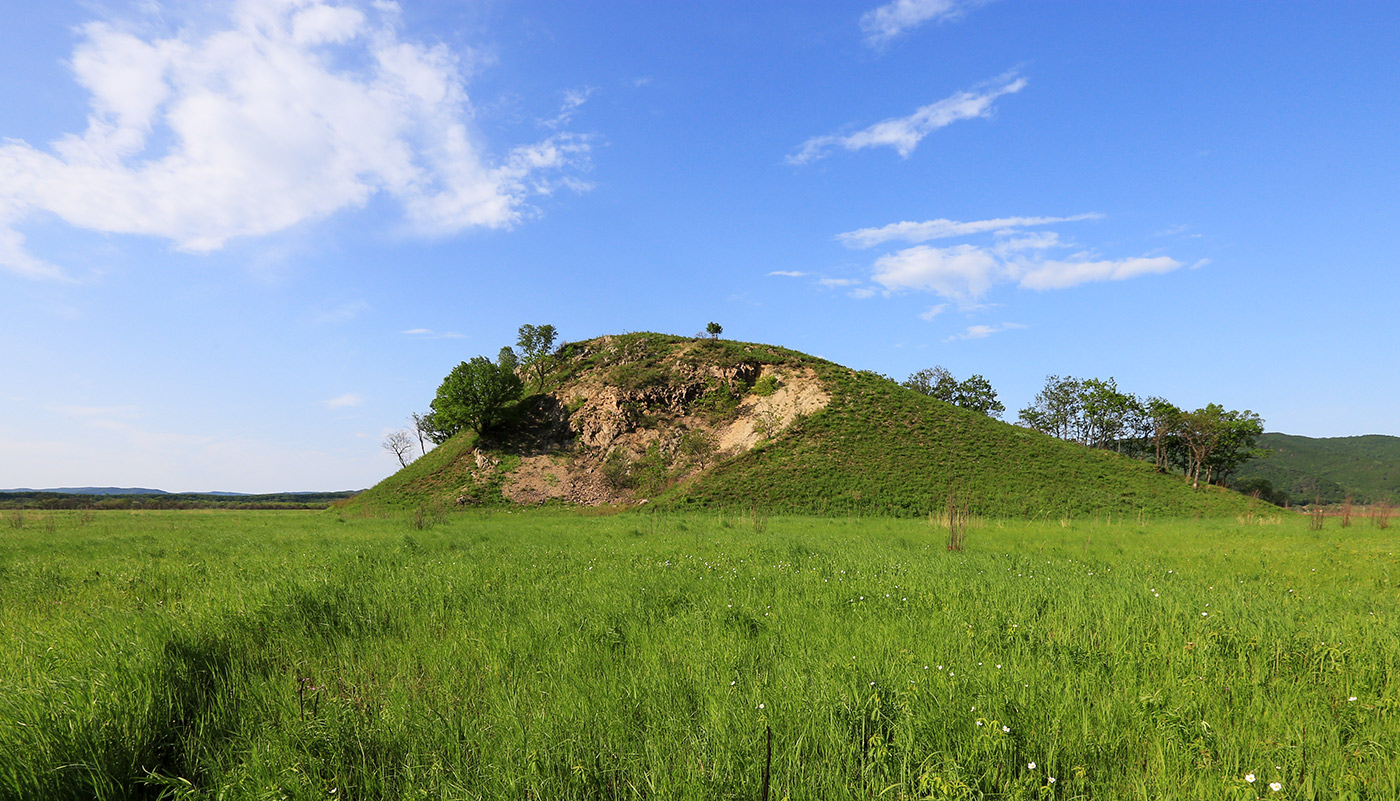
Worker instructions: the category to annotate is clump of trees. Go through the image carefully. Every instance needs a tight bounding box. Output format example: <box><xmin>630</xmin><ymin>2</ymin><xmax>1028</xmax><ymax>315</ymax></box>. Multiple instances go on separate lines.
<box><xmin>903</xmin><ymin>366</ymin><xmax>1005</xmax><ymax>418</ymax></box>
<box><xmin>1016</xmin><ymin>374</ymin><xmax>1264</xmax><ymax>490</ymax></box>
<box><xmin>406</xmin><ymin>324</ymin><xmax>563</xmax><ymax>449</ymax></box>
<box><xmin>421</xmin><ymin>347</ymin><xmax>523</xmax><ymax>444</ymax></box>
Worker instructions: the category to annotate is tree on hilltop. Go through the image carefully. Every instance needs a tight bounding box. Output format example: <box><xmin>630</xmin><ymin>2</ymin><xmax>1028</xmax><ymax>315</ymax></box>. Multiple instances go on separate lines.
<box><xmin>905</xmin><ymin>366</ymin><xmax>1005</xmax><ymax>418</ymax></box>
<box><xmin>516</xmin><ymin>324</ymin><xmax>559</xmax><ymax>387</ymax></box>
<box><xmin>705</xmin><ymin>322</ymin><xmax>722</xmax><ymax>339</ymax></box>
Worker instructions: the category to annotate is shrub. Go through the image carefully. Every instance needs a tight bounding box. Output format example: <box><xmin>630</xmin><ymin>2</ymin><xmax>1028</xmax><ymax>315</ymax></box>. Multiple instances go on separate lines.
<box><xmin>752</xmin><ymin>375</ymin><xmax>780</xmax><ymax>397</ymax></box>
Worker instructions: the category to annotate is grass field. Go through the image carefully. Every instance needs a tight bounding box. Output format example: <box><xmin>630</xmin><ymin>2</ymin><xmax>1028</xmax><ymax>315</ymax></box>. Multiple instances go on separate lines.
<box><xmin>1</xmin><ymin>508</ymin><xmax>1395</xmax><ymax>800</ymax></box>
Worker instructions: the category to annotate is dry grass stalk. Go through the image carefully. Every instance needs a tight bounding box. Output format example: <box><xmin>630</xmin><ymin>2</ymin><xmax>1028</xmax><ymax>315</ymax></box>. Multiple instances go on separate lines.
<box><xmin>945</xmin><ymin>491</ymin><xmax>969</xmax><ymax>552</ymax></box>
<box><xmin>1340</xmin><ymin>495</ymin><xmax>1354</xmax><ymax>528</ymax></box>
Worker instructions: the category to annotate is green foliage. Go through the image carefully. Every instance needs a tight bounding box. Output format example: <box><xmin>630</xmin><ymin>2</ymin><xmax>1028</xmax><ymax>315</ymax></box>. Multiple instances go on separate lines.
<box><xmin>751</xmin><ymin>374</ymin><xmax>780</xmax><ymax>397</ymax></box>
<box><xmin>705</xmin><ymin>321</ymin><xmax>722</xmax><ymax>339</ymax></box>
<box><xmin>601</xmin><ymin>448</ymin><xmax>634</xmax><ymax>491</ymax></box>
<box><xmin>609</xmin><ymin>362</ymin><xmax>669</xmax><ymax>391</ymax></box>
<box><xmin>2</xmin><ymin>510</ymin><xmax>1396</xmax><ymax>798</ymax></box>
<box><xmin>905</xmin><ymin>367</ymin><xmax>1005</xmax><ymax>418</ymax></box>
<box><xmin>677</xmin><ymin>427</ymin><xmax>717</xmax><ymax>469</ymax></box>
<box><xmin>516</xmin><ymin>323</ymin><xmax>559</xmax><ymax>387</ymax></box>
<box><xmin>426</xmin><ymin>350</ymin><xmax>523</xmax><ymax>441</ymax></box>
<box><xmin>1231</xmin><ymin>433</ymin><xmax>1400</xmax><ymax>505</ymax></box>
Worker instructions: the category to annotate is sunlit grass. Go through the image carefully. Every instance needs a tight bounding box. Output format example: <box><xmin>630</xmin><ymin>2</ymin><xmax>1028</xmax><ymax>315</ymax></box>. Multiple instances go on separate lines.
<box><xmin>1</xmin><ymin>509</ymin><xmax>1395</xmax><ymax>799</ymax></box>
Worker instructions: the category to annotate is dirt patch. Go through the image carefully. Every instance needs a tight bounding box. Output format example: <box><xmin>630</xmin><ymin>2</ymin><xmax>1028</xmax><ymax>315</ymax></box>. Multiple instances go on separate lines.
<box><xmin>717</xmin><ymin>366</ymin><xmax>829</xmax><ymax>453</ymax></box>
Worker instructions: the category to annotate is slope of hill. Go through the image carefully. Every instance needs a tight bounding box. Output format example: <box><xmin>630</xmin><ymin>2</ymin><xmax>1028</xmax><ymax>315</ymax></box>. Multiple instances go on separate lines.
<box><xmin>347</xmin><ymin>333</ymin><xmax>1255</xmax><ymax>518</ymax></box>
<box><xmin>1232</xmin><ymin>433</ymin><xmax>1400</xmax><ymax>505</ymax></box>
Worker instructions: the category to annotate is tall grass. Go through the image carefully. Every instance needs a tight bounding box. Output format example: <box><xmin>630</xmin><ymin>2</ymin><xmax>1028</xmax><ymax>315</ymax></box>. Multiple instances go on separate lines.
<box><xmin>0</xmin><ymin>509</ymin><xmax>1395</xmax><ymax>799</ymax></box>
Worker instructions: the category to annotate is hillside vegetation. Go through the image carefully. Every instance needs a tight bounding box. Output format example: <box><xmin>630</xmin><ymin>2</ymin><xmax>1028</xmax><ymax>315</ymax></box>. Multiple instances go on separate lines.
<box><xmin>348</xmin><ymin>333</ymin><xmax>1255</xmax><ymax>518</ymax></box>
<box><xmin>1232</xmin><ymin>433</ymin><xmax>1400</xmax><ymax>505</ymax></box>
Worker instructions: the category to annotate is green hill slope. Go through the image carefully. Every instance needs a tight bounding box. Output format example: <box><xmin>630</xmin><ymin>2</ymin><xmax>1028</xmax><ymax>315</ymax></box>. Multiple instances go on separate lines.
<box><xmin>1232</xmin><ymin>433</ymin><xmax>1400</xmax><ymax>505</ymax></box>
<box><xmin>348</xmin><ymin>333</ymin><xmax>1255</xmax><ymax>518</ymax></box>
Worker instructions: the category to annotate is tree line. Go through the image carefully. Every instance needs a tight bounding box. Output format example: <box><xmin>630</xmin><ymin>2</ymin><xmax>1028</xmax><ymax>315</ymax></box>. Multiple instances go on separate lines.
<box><xmin>1015</xmin><ymin>375</ymin><xmax>1264</xmax><ymax>490</ymax></box>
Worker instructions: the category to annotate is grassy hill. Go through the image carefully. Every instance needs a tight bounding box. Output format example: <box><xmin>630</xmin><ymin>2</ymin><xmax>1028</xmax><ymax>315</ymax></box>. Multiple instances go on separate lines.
<box><xmin>347</xmin><ymin>333</ymin><xmax>1255</xmax><ymax>518</ymax></box>
<box><xmin>1232</xmin><ymin>432</ymin><xmax>1400</xmax><ymax>505</ymax></box>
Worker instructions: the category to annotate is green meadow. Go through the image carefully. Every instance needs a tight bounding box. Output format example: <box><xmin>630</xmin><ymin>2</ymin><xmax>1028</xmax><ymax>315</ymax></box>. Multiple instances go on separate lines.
<box><xmin>1</xmin><ymin>509</ymin><xmax>1395</xmax><ymax>800</ymax></box>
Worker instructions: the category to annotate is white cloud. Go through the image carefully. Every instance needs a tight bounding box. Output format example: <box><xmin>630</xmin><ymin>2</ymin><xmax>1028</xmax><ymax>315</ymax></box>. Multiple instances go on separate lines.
<box><xmin>402</xmin><ymin>327</ymin><xmax>465</xmax><ymax>339</ymax></box>
<box><xmin>855</xmin><ymin>212</ymin><xmax>1191</xmax><ymax>302</ymax></box>
<box><xmin>0</xmin><ymin>0</ymin><xmax>590</xmax><ymax>279</ymax></box>
<box><xmin>323</xmin><ymin>393</ymin><xmax>363</xmax><ymax>410</ymax></box>
<box><xmin>838</xmin><ymin>213</ymin><xmax>1100</xmax><ymax>248</ymax></box>
<box><xmin>542</xmin><ymin>87</ymin><xmax>594</xmax><ymax>129</ymax></box>
<box><xmin>767</xmin><ymin>270</ymin><xmax>808</xmax><ymax>277</ymax></box>
<box><xmin>1015</xmin><ymin>256</ymin><xmax>1181</xmax><ymax>290</ymax></box>
<box><xmin>860</xmin><ymin>0</ymin><xmax>985</xmax><ymax>47</ymax></box>
<box><xmin>943</xmin><ymin>322</ymin><xmax>1025</xmax><ymax>342</ymax></box>
<box><xmin>872</xmin><ymin>244</ymin><xmax>1004</xmax><ymax>300</ymax></box>
<box><xmin>919</xmin><ymin>303</ymin><xmax>949</xmax><ymax>320</ymax></box>
<box><xmin>788</xmin><ymin>72</ymin><xmax>1025</xmax><ymax>165</ymax></box>
<box><xmin>818</xmin><ymin>277</ymin><xmax>862</xmax><ymax>287</ymax></box>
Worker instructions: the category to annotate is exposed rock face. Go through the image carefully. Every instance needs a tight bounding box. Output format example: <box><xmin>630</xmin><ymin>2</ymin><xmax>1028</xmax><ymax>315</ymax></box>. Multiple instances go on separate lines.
<box><xmin>568</xmin><ymin>361</ymin><xmax>758</xmax><ymax>451</ymax></box>
<box><xmin>494</xmin><ymin>341</ymin><xmax>828</xmax><ymax>507</ymax></box>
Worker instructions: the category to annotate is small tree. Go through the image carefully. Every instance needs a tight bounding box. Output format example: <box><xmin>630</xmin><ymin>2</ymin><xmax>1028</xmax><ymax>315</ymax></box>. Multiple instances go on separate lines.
<box><xmin>409</xmin><ymin>412</ymin><xmax>430</xmax><ymax>455</ymax></box>
<box><xmin>516</xmin><ymin>324</ymin><xmax>559</xmax><ymax>388</ymax></box>
<box><xmin>678</xmin><ymin>428</ymin><xmax>718</xmax><ymax>470</ymax></box>
<box><xmin>705</xmin><ymin>322</ymin><xmax>722</xmax><ymax>339</ymax></box>
<box><xmin>382</xmin><ymin>430</ymin><xmax>415</xmax><ymax>468</ymax></box>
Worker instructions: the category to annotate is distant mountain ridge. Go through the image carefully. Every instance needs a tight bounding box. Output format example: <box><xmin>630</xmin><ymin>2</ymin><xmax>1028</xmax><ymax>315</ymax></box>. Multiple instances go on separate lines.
<box><xmin>1</xmin><ymin>487</ymin><xmax>173</xmax><ymax>495</ymax></box>
<box><xmin>1232</xmin><ymin>433</ymin><xmax>1400</xmax><ymax>505</ymax></box>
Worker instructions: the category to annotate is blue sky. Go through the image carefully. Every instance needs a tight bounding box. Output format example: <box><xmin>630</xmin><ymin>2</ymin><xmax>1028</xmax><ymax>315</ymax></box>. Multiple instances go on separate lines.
<box><xmin>2</xmin><ymin>0</ymin><xmax>1397</xmax><ymax>492</ymax></box>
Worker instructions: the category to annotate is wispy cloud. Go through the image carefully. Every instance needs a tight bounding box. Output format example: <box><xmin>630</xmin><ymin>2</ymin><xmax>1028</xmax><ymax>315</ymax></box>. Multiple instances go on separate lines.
<box><xmin>402</xmin><ymin>328</ymin><xmax>465</xmax><ymax>339</ymax></box>
<box><xmin>838</xmin><ymin>213</ymin><xmax>1101</xmax><ymax>249</ymax></box>
<box><xmin>0</xmin><ymin>0</ymin><xmax>590</xmax><ymax>279</ymax></box>
<box><xmin>919</xmin><ymin>303</ymin><xmax>949</xmax><ymax>320</ymax></box>
<box><xmin>767</xmin><ymin>270</ymin><xmax>808</xmax><ymax>278</ymax></box>
<box><xmin>860</xmin><ymin>0</ymin><xmax>988</xmax><ymax>47</ymax></box>
<box><xmin>322</xmin><ymin>393</ymin><xmax>362</xmax><ymax>410</ymax></box>
<box><xmin>847</xmin><ymin>212</ymin><xmax>1192</xmax><ymax>302</ymax></box>
<box><xmin>788</xmin><ymin>72</ymin><xmax>1025</xmax><ymax>165</ymax></box>
<box><xmin>542</xmin><ymin>87</ymin><xmax>594</xmax><ymax>129</ymax></box>
<box><xmin>1016</xmin><ymin>256</ymin><xmax>1181</xmax><ymax>290</ymax></box>
<box><xmin>943</xmin><ymin>322</ymin><xmax>1025</xmax><ymax>342</ymax></box>
<box><xmin>311</xmin><ymin>300</ymin><xmax>369</xmax><ymax>325</ymax></box>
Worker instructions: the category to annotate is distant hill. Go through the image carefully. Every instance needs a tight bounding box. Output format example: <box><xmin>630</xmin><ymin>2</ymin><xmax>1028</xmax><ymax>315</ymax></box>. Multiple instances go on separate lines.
<box><xmin>1</xmin><ymin>487</ymin><xmax>170</xmax><ymax>495</ymax></box>
<box><xmin>1232</xmin><ymin>433</ymin><xmax>1400</xmax><ymax>505</ymax></box>
<box><xmin>0</xmin><ymin>490</ymin><xmax>359</xmax><ymax>510</ymax></box>
<box><xmin>348</xmin><ymin>332</ymin><xmax>1255</xmax><ymax>518</ymax></box>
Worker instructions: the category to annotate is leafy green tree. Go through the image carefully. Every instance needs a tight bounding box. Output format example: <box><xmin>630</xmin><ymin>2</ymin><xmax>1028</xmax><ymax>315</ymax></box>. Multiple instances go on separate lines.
<box><xmin>1143</xmin><ymin>396</ymin><xmax>1182</xmax><ymax>472</ymax></box>
<box><xmin>954</xmin><ymin>374</ymin><xmax>1006</xmax><ymax>419</ymax></box>
<box><xmin>903</xmin><ymin>366</ymin><xmax>959</xmax><ymax>403</ymax></box>
<box><xmin>1202</xmin><ymin>407</ymin><xmax>1265</xmax><ymax>486</ymax></box>
<box><xmin>1019</xmin><ymin>375</ymin><xmax>1084</xmax><ymax>441</ymax></box>
<box><xmin>903</xmin><ymin>367</ymin><xmax>1005</xmax><ymax>418</ymax></box>
<box><xmin>516</xmin><ymin>324</ymin><xmax>559</xmax><ymax>387</ymax></box>
<box><xmin>1080</xmin><ymin>377</ymin><xmax>1135</xmax><ymax>450</ymax></box>
<box><xmin>705</xmin><ymin>322</ymin><xmax>722</xmax><ymax>339</ymax></box>
<box><xmin>424</xmin><ymin>349</ymin><xmax>523</xmax><ymax>443</ymax></box>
